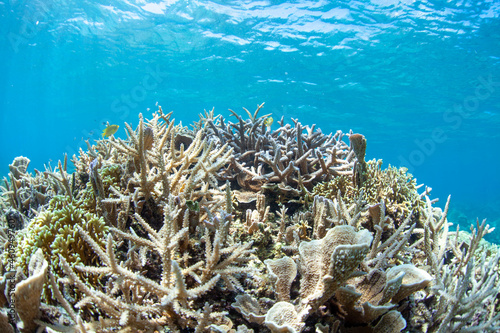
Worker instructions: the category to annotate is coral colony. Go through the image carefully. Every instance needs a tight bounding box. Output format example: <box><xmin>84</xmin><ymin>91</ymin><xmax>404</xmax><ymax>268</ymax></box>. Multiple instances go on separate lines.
<box><xmin>0</xmin><ymin>103</ymin><xmax>499</xmax><ymax>333</ymax></box>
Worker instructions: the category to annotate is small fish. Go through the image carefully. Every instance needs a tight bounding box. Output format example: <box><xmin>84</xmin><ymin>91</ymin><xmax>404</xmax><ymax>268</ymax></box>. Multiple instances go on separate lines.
<box><xmin>264</xmin><ymin>116</ymin><xmax>273</xmax><ymax>127</ymax></box>
<box><xmin>102</xmin><ymin>124</ymin><xmax>119</xmax><ymax>137</ymax></box>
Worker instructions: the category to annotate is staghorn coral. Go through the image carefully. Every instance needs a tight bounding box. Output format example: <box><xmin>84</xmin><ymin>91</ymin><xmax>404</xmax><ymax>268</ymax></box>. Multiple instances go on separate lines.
<box><xmin>70</xmin><ymin>108</ymin><xmax>233</xmax><ymax>231</ymax></box>
<box><xmin>408</xmin><ymin>197</ymin><xmax>500</xmax><ymax>332</ymax></box>
<box><xmin>1</xmin><ymin>156</ymin><xmax>55</xmax><ymax>219</ymax></box>
<box><xmin>199</xmin><ymin>103</ymin><xmax>355</xmax><ymax>195</ymax></box>
<box><xmin>52</xmin><ymin>190</ymin><xmax>255</xmax><ymax>332</ymax></box>
<box><xmin>107</xmin><ymin>110</ymin><xmax>232</xmax><ymax>204</ymax></box>
<box><xmin>0</xmin><ymin>105</ymin><xmax>499</xmax><ymax>333</ymax></box>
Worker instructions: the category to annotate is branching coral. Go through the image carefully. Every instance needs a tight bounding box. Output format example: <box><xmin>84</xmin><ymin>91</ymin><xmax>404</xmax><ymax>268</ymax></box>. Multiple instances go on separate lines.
<box><xmin>1</xmin><ymin>156</ymin><xmax>57</xmax><ymax>218</ymax></box>
<box><xmin>313</xmin><ymin>159</ymin><xmax>424</xmax><ymax>228</ymax></box>
<box><xmin>52</xmin><ymin>190</ymin><xmax>255</xmax><ymax>331</ymax></box>
<box><xmin>71</xmin><ymin>108</ymin><xmax>233</xmax><ymax>229</ymax></box>
<box><xmin>411</xmin><ymin>196</ymin><xmax>500</xmax><ymax>332</ymax></box>
<box><xmin>199</xmin><ymin>103</ymin><xmax>355</xmax><ymax>195</ymax></box>
<box><xmin>0</xmin><ymin>105</ymin><xmax>498</xmax><ymax>333</ymax></box>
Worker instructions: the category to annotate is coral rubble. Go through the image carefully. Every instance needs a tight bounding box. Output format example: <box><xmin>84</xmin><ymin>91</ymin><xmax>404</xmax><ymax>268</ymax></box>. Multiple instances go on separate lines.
<box><xmin>0</xmin><ymin>104</ymin><xmax>499</xmax><ymax>333</ymax></box>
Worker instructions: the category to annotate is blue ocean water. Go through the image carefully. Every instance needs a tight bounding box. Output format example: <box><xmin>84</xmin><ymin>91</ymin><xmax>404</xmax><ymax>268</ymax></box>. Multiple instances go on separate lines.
<box><xmin>1</xmin><ymin>0</ymin><xmax>499</xmax><ymax>241</ymax></box>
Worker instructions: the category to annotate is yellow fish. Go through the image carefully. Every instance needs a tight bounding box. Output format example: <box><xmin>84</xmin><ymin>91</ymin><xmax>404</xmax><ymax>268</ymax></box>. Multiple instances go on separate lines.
<box><xmin>102</xmin><ymin>124</ymin><xmax>119</xmax><ymax>137</ymax></box>
<box><xmin>264</xmin><ymin>116</ymin><xmax>273</xmax><ymax>127</ymax></box>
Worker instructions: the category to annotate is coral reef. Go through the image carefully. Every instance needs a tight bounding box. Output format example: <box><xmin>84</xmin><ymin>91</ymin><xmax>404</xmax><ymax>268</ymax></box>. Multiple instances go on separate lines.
<box><xmin>0</xmin><ymin>104</ymin><xmax>499</xmax><ymax>333</ymax></box>
<box><xmin>198</xmin><ymin>103</ymin><xmax>354</xmax><ymax>196</ymax></box>
<box><xmin>9</xmin><ymin>195</ymin><xmax>109</xmax><ymax>303</ymax></box>
<box><xmin>313</xmin><ymin>159</ymin><xmax>424</xmax><ymax>229</ymax></box>
<box><xmin>0</xmin><ymin>156</ymin><xmax>60</xmax><ymax>220</ymax></box>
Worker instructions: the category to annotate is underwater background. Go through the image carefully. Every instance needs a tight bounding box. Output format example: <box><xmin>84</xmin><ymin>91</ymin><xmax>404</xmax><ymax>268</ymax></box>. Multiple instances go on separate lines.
<box><xmin>0</xmin><ymin>0</ymin><xmax>499</xmax><ymax>241</ymax></box>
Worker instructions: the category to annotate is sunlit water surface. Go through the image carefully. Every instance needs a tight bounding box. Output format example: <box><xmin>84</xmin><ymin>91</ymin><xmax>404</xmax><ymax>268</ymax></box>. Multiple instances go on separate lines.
<box><xmin>1</xmin><ymin>0</ymin><xmax>499</xmax><ymax>241</ymax></box>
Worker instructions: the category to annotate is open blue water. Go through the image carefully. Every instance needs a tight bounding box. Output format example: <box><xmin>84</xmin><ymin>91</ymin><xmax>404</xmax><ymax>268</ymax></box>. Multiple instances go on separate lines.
<box><xmin>1</xmin><ymin>0</ymin><xmax>499</xmax><ymax>241</ymax></box>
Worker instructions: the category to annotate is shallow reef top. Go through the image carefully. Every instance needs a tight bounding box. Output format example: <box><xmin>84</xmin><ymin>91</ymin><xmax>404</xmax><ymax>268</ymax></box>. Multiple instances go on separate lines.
<box><xmin>0</xmin><ymin>104</ymin><xmax>499</xmax><ymax>333</ymax></box>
